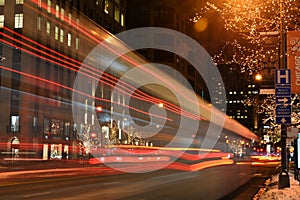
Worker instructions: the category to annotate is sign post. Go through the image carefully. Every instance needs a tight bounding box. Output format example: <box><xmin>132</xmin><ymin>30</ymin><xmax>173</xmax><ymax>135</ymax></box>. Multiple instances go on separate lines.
<box><xmin>275</xmin><ymin>69</ymin><xmax>291</xmax><ymax>189</ymax></box>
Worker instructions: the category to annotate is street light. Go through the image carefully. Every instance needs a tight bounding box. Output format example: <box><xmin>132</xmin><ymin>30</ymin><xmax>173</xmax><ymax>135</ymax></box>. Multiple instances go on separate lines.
<box><xmin>255</xmin><ymin>73</ymin><xmax>262</xmax><ymax>81</ymax></box>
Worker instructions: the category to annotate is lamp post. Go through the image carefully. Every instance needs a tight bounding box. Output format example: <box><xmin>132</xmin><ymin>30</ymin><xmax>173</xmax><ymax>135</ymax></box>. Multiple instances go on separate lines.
<box><xmin>278</xmin><ymin>0</ymin><xmax>290</xmax><ymax>189</ymax></box>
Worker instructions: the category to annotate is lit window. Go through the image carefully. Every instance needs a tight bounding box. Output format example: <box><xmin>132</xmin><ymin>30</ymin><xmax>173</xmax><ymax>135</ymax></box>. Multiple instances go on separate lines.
<box><xmin>47</xmin><ymin>0</ymin><xmax>51</xmax><ymax>13</ymax></box>
<box><xmin>37</xmin><ymin>16</ymin><xmax>41</xmax><ymax>30</ymax></box>
<box><xmin>233</xmin><ymin>91</ymin><xmax>236</xmax><ymax>94</ymax></box>
<box><xmin>55</xmin><ymin>26</ymin><xmax>59</xmax><ymax>40</ymax></box>
<box><xmin>67</xmin><ymin>33</ymin><xmax>71</xmax><ymax>47</ymax></box>
<box><xmin>114</xmin><ymin>7</ymin><xmax>120</xmax><ymax>22</ymax></box>
<box><xmin>10</xmin><ymin>116</ymin><xmax>20</xmax><ymax>132</ymax></box>
<box><xmin>14</xmin><ymin>14</ymin><xmax>23</xmax><ymax>28</ymax></box>
<box><xmin>56</xmin><ymin>5</ymin><xmax>59</xmax><ymax>18</ymax></box>
<box><xmin>0</xmin><ymin>15</ymin><xmax>4</xmax><ymax>28</ymax></box>
<box><xmin>46</xmin><ymin>21</ymin><xmax>50</xmax><ymax>35</ymax></box>
<box><xmin>61</xmin><ymin>8</ymin><xmax>64</xmax><ymax>21</ymax></box>
<box><xmin>0</xmin><ymin>0</ymin><xmax>4</xmax><ymax>6</ymax></box>
<box><xmin>248</xmin><ymin>91</ymin><xmax>251</xmax><ymax>94</ymax></box>
<box><xmin>240</xmin><ymin>91</ymin><xmax>244</xmax><ymax>94</ymax></box>
<box><xmin>75</xmin><ymin>37</ymin><xmax>79</xmax><ymax>50</ymax></box>
<box><xmin>16</xmin><ymin>0</ymin><xmax>23</xmax><ymax>4</ymax></box>
<box><xmin>229</xmin><ymin>91</ymin><xmax>232</xmax><ymax>94</ymax></box>
<box><xmin>68</xmin><ymin>13</ymin><xmax>72</xmax><ymax>25</ymax></box>
<box><xmin>60</xmin><ymin>29</ymin><xmax>64</xmax><ymax>43</ymax></box>
<box><xmin>121</xmin><ymin>13</ymin><xmax>124</xmax><ymax>26</ymax></box>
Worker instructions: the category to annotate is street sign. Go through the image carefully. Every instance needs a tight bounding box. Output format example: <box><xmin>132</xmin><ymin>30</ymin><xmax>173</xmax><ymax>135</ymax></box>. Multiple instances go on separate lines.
<box><xmin>275</xmin><ymin>69</ymin><xmax>291</xmax><ymax>125</ymax></box>
<box><xmin>276</xmin><ymin>105</ymin><xmax>292</xmax><ymax>115</ymax></box>
<box><xmin>275</xmin><ymin>87</ymin><xmax>291</xmax><ymax>96</ymax></box>
<box><xmin>275</xmin><ymin>69</ymin><xmax>291</xmax><ymax>84</ymax></box>
<box><xmin>276</xmin><ymin>117</ymin><xmax>291</xmax><ymax>124</ymax></box>
<box><xmin>276</xmin><ymin>97</ymin><xmax>291</xmax><ymax>106</ymax></box>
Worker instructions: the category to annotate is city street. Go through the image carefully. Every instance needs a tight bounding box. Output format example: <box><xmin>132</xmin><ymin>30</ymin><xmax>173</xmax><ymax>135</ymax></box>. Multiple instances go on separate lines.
<box><xmin>0</xmin><ymin>161</ymin><xmax>280</xmax><ymax>200</ymax></box>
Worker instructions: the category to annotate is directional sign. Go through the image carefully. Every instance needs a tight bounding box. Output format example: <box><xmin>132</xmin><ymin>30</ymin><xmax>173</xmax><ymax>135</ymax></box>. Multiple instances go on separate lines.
<box><xmin>275</xmin><ymin>69</ymin><xmax>291</xmax><ymax>125</ymax></box>
<box><xmin>276</xmin><ymin>117</ymin><xmax>291</xmax><ymax>124</ymax></box>
<box><xmin>275</xmin><ymin>87</ymin><xmax>291</xmax><ymax>96</ymax></box>
<box><xmin>276</xmin><ymin>105</ymin><xmax>292</xmax><ymax>116</ymax></box>
<box><xmin>276</xmin><ymin>97</ymin><xmax>291</xmax><ymax>105</ymax></box>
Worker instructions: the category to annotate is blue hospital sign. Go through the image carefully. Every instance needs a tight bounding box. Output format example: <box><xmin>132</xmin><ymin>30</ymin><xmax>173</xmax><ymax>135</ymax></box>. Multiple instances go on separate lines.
<box><xmin>275</xmin><ymin>69</ymin><xmax>291</xmax><ymax>124</ymax></box>
<box><xmin>275</xmin><ymin>69</ymin><xmax>291</xmax><ymax>85</ymax></box>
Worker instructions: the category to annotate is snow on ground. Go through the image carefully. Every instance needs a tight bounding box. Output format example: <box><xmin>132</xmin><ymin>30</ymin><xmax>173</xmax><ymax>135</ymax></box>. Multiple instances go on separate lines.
<box><xmin>258</xmin><ymin>172</ymin><xmax>300</xmax><ymax>200</ymax></box>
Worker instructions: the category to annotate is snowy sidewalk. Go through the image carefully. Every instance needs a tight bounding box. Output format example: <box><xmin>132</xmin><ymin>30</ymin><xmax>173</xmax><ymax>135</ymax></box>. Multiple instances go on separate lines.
<box><xmin>254</xmin><ymin>171</ymin><xmax>300</xmax><ymax>200</ymax></box>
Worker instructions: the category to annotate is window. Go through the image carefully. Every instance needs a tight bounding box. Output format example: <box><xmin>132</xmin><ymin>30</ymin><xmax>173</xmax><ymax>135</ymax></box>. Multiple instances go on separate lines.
<box><xmin>10</xmin><ymin>115</ymin><xmax>20</xmax><ymax>132</ymax></box>
<box><xmin>56</xmin><ymin>5</ymin><xmax>59</xmax><ymax>18</ymax></box>
<box><xmin>60</xmin><ymin>8</ymin><xmax>64</xmax><ymax>21</ymax></box>
<box><xmin>55</xmin><ymin>26</ymin><xmax>59</xmax><ymax>40</ymax></box>
<box><xmin>121</xmin><ymin>13</ymin><xmax>124</xmax><ymax>26</ymax></box>
<box><xmin>47</xmin><ymin>0</ymin><xmax>51</xmax><ymax>13</ymax></box>
<box><xmin>114</xmin><ymin>7</ymin><xmax>120</xmax><ymax>22</ymax></box>
<box><xmin>16</xmin><ymin>0</ymin><xmax>24</xmax><ymax>4</ymax></box>
<box><xmin>14</xmin><ymin>14</ymin><xmax>23</xmax><ymax>28</ymax></box>
<box><xmin>67</xmin><ymin>33</ymin><xmax>71</xmax><ymax>47</ymax></box>
<box><xmin>33</xmin><ymin>116</ymin><xmax>38</xmax><ymax>127</ymax></box>
<box><xmin>0</xmin><ymin>0</ymin><xmax>4</xmax><ymax>6</ymax></box>
<box><xmin>75</xmin><ymin>37</ymin><xmax>79</xmax><ymax>50</ymax></box>
<box><xmin>46</xmin><ymin>21</ymin><xmax>50</xmax><ymax>35</ymax></box>
<box><xmin>68</xmin><ymin>13</ymin><xmax>72</xmax><ymax>25</ymax></box>
<box><xmin>50</xmin><ymin>119</ymin><xmax>63</xmax><ymax>135</ymax></box>
<box><xmin>37</xmin><ymin>16</ymin><xmax>41</xmax><ymax>30</ymax></box>
<box><xmin>38</xmin><ymin>0</ymin><xmax>42</xmax><ymax>7</ymax></box>
<box><xmin>60</xmin><ymin>29</ymin><xmax>64</xmax><ymax>43</ymax></box>
<box><xmin>64</xmin><ymin>122</ymin><xmax>70</xmax><ymax>136</ymax></box>
<box><xmin>0</xmin><ymin>15</ymin><xmax>4</xmax><ymax>28</ymax></box>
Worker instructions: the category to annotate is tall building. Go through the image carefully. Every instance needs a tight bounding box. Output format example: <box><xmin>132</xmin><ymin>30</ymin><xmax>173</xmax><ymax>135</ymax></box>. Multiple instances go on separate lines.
<box><xmin>126</xmin><ymin>0</ymin><xmax>211</xmax><ymax>101</ymax></box>
<box><xmin>67</xmin><ymin>0</ymin><xmax>126</xmax><ymax>34</ymax></box>
<box><xmin>218</xmin><ymin>63</ymin><xmax>259</xmax><ymax>131</ymax></box>
<box><xmin>0</xmin><ymin>0</ymin><xmax>125</xmax><ymax>160</ymax></box>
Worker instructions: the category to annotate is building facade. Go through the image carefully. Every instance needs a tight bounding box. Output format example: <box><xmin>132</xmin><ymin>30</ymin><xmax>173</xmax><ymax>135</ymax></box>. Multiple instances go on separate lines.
<box><xmin>0</xmin><ymin>0</ymin><xmax>125</xmax><ymax>160</ymax></box>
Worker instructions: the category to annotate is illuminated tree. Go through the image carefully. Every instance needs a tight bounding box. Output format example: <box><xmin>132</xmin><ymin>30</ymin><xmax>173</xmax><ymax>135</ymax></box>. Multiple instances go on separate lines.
<box><xmin>191</xmin><ymin>0</ymin><xmax>300</xmax><ymax>75</ymax></box>
<box><xmin>191</xmin><ymin>0</ymin><xmax>300</xmax><ymax>139</ymax></box>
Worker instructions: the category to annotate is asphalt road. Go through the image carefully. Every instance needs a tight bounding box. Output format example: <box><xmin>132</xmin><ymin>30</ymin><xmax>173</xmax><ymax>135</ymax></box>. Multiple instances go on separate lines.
<box><xmin>0</xmin><ymin>163</ymin><xmax>278</xmax><ymax>200</ymax></box>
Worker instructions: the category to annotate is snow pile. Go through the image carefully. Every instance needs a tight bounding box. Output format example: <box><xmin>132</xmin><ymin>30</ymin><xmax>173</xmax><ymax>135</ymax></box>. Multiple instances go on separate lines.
<box><xmin>259</xmin><ymin>172</ymin><xmax>300</xmax><ymax>200</ymax></box>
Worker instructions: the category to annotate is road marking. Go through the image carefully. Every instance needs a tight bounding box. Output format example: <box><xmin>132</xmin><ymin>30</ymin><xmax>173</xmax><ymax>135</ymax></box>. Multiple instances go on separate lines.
<box><xmin>23</xmin><ymin>192</ymin><xmax>51</xmax><ymax>198</ymax></box>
